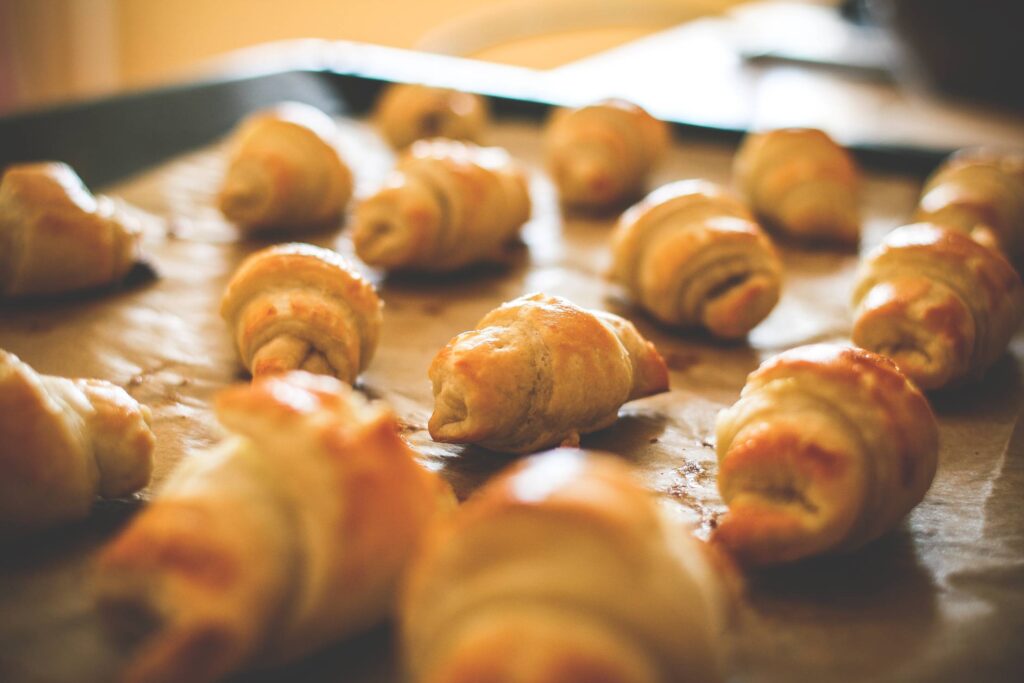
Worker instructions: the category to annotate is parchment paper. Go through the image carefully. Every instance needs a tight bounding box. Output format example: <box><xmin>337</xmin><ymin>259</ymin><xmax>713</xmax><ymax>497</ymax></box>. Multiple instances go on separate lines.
<box><xmin>1</xmin><ymin>119</ymin><xmax>1021</xmax><ymax>682</ymax></box>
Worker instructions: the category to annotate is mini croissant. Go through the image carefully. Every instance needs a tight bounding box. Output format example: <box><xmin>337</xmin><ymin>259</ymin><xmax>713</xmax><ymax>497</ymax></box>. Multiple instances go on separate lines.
<box><xmin>0</xmin><ymin>350</ymin><xmax>154</xmax><ymax>538</ymax></box>
<box><xmin>0</xmin><ymin>162</ymin><xmax>142</xmax><ymax>298</ymax></box>
<box><xmin>218</xmin><ymin>102</ymin><xmax>353</xmax><ymax>232</ymax></box>
<box><xmin>429</xmin><ymin>293</ymin><xmax>669</xmax><ymax>454</ymax></box>
<box><xmin>353</xmin><ymin>138</ymin><xmax>530</xmax><ymax>271</ymax></box>
<box><xmin>611</xmin><ymin>179</ymin><xmax>782</xmax><ymax>338</ymax></box>
<box><xmin>374</xmin><ymin>83</ymin><xmax>488</xmax><ymax>149</ymax></box>
<box><xmin>401</xmin><ymin>448</ymin><xmax>729</xmax><ymax>683</ymax></box>
<box><xmin>852</xmin><ymin>223</ymin><xmax>1024</xmax><ymax>390</ymax></box>
<box><xmin>734</xmin><ymin>128</ymin><xmax>861</xmax><ymax>244</ymax></box>
<box><xmin>714</xmin><ymin>344</ymin><xmax>938</xmax><ymax>566</ymax></box>
<box><xmin>544</xmin><ymin>99</ymin><xmax>668</xmax><ymax>210</ymax></box>
<box><xmin>220</xmin><ymin>243</ymin><xmax>382</xmax><ymax>382</ymax></box>
<box><xmin>96</xmin><ymin>371</ymin><xmax>453</xmax><ymax>683</ymax></box>
<box><xmin>914</xmin><ymin>148</ymin><xmax>1024</xmax><ymax>260</ymax></box>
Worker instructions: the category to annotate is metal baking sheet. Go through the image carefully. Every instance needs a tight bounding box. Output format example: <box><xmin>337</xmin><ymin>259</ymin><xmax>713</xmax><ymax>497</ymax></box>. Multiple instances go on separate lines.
<box><xmin>1</xmin><ymin>58</ymin><xmax>1021</xmax><ymax>683</ymax></box>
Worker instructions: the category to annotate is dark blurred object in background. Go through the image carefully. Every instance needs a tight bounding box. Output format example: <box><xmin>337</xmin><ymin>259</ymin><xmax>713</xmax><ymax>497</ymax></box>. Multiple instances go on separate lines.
<box><xmin>865</xmin><ymin>0</ymin><xmax>1024</xmax><ymax>112</ymax></box>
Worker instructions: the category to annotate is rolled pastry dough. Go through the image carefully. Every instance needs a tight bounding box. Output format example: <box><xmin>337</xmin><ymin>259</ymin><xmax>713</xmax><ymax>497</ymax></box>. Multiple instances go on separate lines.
<box><xmin>401</xmin><ymin>448</ymin><xmax>729</xmax><ymax>683</ymax></box>
<box><xmin>96</xmin><ymin>371</ymin><xmax>453</xmax><ymax>683</ymax></box>
<box><xmin>429</xmin><ymin>293</ymin><xmax>668</xmax><ymax>453</ymax></box>
<box><xmin>714</xmin><ymin>344</ymin><xmax>938</xmax><ymax>565</ymax></box>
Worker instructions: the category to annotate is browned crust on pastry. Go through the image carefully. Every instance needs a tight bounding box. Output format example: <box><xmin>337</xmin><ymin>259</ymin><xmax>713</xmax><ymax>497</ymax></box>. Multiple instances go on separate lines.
<box><xmin>401</xmin><ymin>449</ymin><xmax>728</xmax><ymax>683</ymax></box>
<box><xmin>0</xmin><ymin>350</ymin><xmax>154</xmax><ymax>538</ymax></box>
<box><xmin>97</xmin><ymin>371</ymin><xmax>453</xmax><ymax>682</ymax></box>
<box><xmin>544</xmin><ymin>99</ymin><xmax>668</xmax><ymax>210</ymax></box>
<box><xmin>220</xmin><ymin>242</ymin><xmax>382</xmax><ymax>382</ymax></box>
<box><xmin>217</xmin><ymin>102</ymin><xmax>353</xmax><ymax>232</ymax></box>
<box><xmin>852</xmin><ymin>223</ymin><xmax>1024</xmax><ymax>389</ymax></box>
<box><xmin>427</xmin><ymin>293</ymin><xmax>668</xmax><ymax>453</ymax></box>
<box><xmin>713</xmin><ymin>344</ymin><xmax>938</xmax><ymax>565</ymax></box>
<box><xmin>374</xmin><ymin>84</ymin><xmax>489</xmax><ymax>149</ymax></box>
<box><xmin>914</xmin><ymin>148</ymin><xmax>1024</xmax><ymax>260</ymax></box>
<box><xmin>0</xmin><ymin>162</ymin><xmax>141</xmax><ymax>297</ymax></box>
<box><xmin>352</xmin><ymin>138</ymin><xmax>530</xmax><ymax>271</ymax></box>
<box><xmin>610</xmin><ymin>179</ymin><xmax>782</xmax><ymax>337</ymax></box>
<box><xmin>733</xmin><ymin>128</ymin><xmax>860</xmax><ymax>244</ymax></box>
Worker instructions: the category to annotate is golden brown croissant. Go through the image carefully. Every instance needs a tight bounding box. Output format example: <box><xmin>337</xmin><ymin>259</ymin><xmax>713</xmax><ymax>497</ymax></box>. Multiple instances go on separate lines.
<box><xmin>428</xmin><ymin>293</ymin><xmax>669</xmax><ymax>454</ymax></box>
<box><xmin>733</xmin><ymin>128</ymin><xmax>861</xmax><ymax>244</ymax></box>
<box><xmin>610</xmin><ymin>179</ymin><xmax>782</xmax><ymax>338</ymax></box>
<box><xmin>851</xmin><ymin>223</ymin><xmax>1024</xmax><ymax>390</ymax></box>
<box><xmin>544</xmin><ymin>99</ymin><xmax>669</xmax><ymax>210</ymax></box>
<box><xmin>0</xmin><ymin>349</ymin><xmax>154</xmax><ymax>538</ymax></box>
<box><xmin>713</xmin><ymin>344</ymin><xmax>938</xmax><ymax>566</ymax></box>
<box><xmin>217</xmin><ymin>102</ymin><xmax>353</xmax><ymax>232</ymax></box>
<box><xmin>0</xmin><ymin>162</ymin><xmax>142</xmax><ymax>298</ymax></box>
<box><xmin>401</xmin><ymin>448</ymin><xmax>729</xmax><ymax>683</ymax></box>
<box><xmin>352</xmin><ymin>138</ymin><xmax>530</xmax><ymax>271</ymax></box>
<box><xmin>220</xmin><ymin>242</ymin><xmax>382</xmax><ymax>382</ymax></box>
<box><xmin>96</xmin><ymin>371</ymin><xmax>453</xmax><ymax>683</ymax></box>
<box><xmin>374</xmin><ymin>83</ymin><xmax>488</xmax><ymax>149</ymax></box>
<box><xmin>914</xmin><ymin>148</ymin><xmax>1024</xmax><ymax>260</ymax></box>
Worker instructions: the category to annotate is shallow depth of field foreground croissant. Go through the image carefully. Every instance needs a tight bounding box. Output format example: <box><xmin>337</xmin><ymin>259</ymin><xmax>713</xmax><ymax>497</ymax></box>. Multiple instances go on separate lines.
<box><xmin>0</xmin><ymin>349</ymin><xmax>154</xmax><ymax>538</ymax></box>
<box><xmin>714</xmin><ymin>344</ymin><xmax>938</xmax><ymax>566</ymax></box>
<box><xmin>220</xmin><ymin>242</ymin><xmax>382</xmax><ymax>382</ymax></box>
<box><xmin>429</xmin><ymin>293</ymin><xmax>669</xmax><ymax>454</ymax></box>
<box><xmin>96</xmin><ymin>371</ymin><xmax>453</xmax><ymax>683</ymax></box>
<box><xmin>0</xmin><ymin>162</ymin><xmax>143</xmax><ymax>298</ymax></box>
<box><xmin>401</xmin><ymin>448</ymin><xmax>729</xmax><ymax>683</ymax></box>
<box><xmin>610</xmin><ymin>179</ymin><xmax>782</xmax><ymax>338</ymax></box>
<box><xmin>352</xmin><ymin>138</ymin><xmax>530</xmax><ymax>271</ymax></box>
<box><xmin>852</xmin><ymin>223</ymin><xmax>1024</xmax><ymax>390</ymax></box>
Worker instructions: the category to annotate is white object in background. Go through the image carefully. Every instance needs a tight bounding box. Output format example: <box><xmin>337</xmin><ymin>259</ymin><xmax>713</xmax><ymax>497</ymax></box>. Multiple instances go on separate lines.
<box><xmin>551</xmin><ymin>1</ymin><xmax>1024</xmax><ymax>150</ymax></box>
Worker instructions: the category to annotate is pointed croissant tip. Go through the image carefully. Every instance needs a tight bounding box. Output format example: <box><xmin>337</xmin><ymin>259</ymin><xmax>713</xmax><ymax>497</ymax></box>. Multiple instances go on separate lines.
<box><xmin>635</xmin><ymin>341</ymin><xmax>670</xmax><ymax>397</ymax></box>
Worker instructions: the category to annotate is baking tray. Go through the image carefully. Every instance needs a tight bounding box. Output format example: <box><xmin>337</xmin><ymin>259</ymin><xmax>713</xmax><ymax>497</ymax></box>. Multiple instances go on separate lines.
<box><xmin>0</xmin><ymin>42</ymin><xmax>950</xmax><ymax>187</ymax></box>
<box><xmin>1</xmin><ymin>43</ymin><xmax>1021</xmax><ymax>683</ymax></box>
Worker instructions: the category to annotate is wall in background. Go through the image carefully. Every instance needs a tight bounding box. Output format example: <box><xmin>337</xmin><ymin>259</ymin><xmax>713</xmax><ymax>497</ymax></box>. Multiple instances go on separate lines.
<box><xmin>0</xmin><ymin>0</ymin><xmax>747</xmax><ymax>114</ymax></box>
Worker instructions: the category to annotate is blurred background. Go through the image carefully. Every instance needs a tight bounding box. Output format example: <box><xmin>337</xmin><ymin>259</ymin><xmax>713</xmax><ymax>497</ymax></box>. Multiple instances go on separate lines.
<box><xmin>0</xmin><ymin>0</ymin><xmax>744</xmax><ymax>111</ymax></box>
<box><xmin>1</xmin><ymin>0</ymin><xmax>1021</xmax><ymax>147</ymax></box>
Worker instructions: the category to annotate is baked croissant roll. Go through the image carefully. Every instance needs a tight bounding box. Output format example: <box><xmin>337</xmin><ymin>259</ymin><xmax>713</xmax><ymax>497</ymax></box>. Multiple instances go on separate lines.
<box><xmin>217</xmin><ymin>102</ymin><xmax>353</xmax><ymax>232</ymax></box>
<box><xmin>914</xmin><ymin>148</ymin><xmax>1024</xmax><ymax>260</ymax></box>
<box><xmin>544</xmin><ymin>99</ymin><xmax>669</xmax><ymax>210</ymax></box>
<box><xmin>610</xmin><ymin>179</ymin><xmax>782</xmax><ymax>338</ymax></box>
<box><xmin>96</xmin><ymin>371</ymin><xmax>453</xmax><ymax>683</ymax></box>
<box><xmin>429</xmin><ymin>293</ymin><xmax>669</xmax><ymax>454</ymax></box>
<box><xmin>851</xmin><ymin>223</ymin><xmax>1024</xmax><ymax>390</ymax></box>
<box><xmin>0</xmin><ymin>350</ymin><xmax>154</xmax><ymax>538</ymax></box>
<box><xmin>374</xmin><ymin>83</ymin><xmax>488</xmax><ymax>149</ymax></box>
<box><xmin>220</xmin><ymin>242</ymin><xmax>382</xmax><ymax>382</ymax></box>
<box><xmin>401</xmin><ymin>448</ymin><xmax>729</xmax><ymax>683</ymax></box>
<box><xmin>733</xmin><ymin>128</ymin><xmax>861</xmax><ymax>244</ymax></box>
<box><xmin>714</xmin><ymin>344</ymin><xmax>938</xmax><ymax>566</ymax></box>
<box><xmin>352</xmin><ymin>138</ymin><xmax>530</xmax><ymax>271</ymax></box>
<box><xmin>0</xmin><ymin>162</ymin><xmax>142</xmax><ymax>298</ymax></box>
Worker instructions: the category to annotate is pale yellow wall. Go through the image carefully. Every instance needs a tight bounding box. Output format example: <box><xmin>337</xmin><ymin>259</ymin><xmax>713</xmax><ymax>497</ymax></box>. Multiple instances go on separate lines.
<box><xmin>116</xmin><ymin>0</ymin><xmax>497</xmax><ymax>86</ymax></box>
<box><xmin>1</xmin><ymin>1</ymin><xmax>76</xmax><ymax>110</ymax></box>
